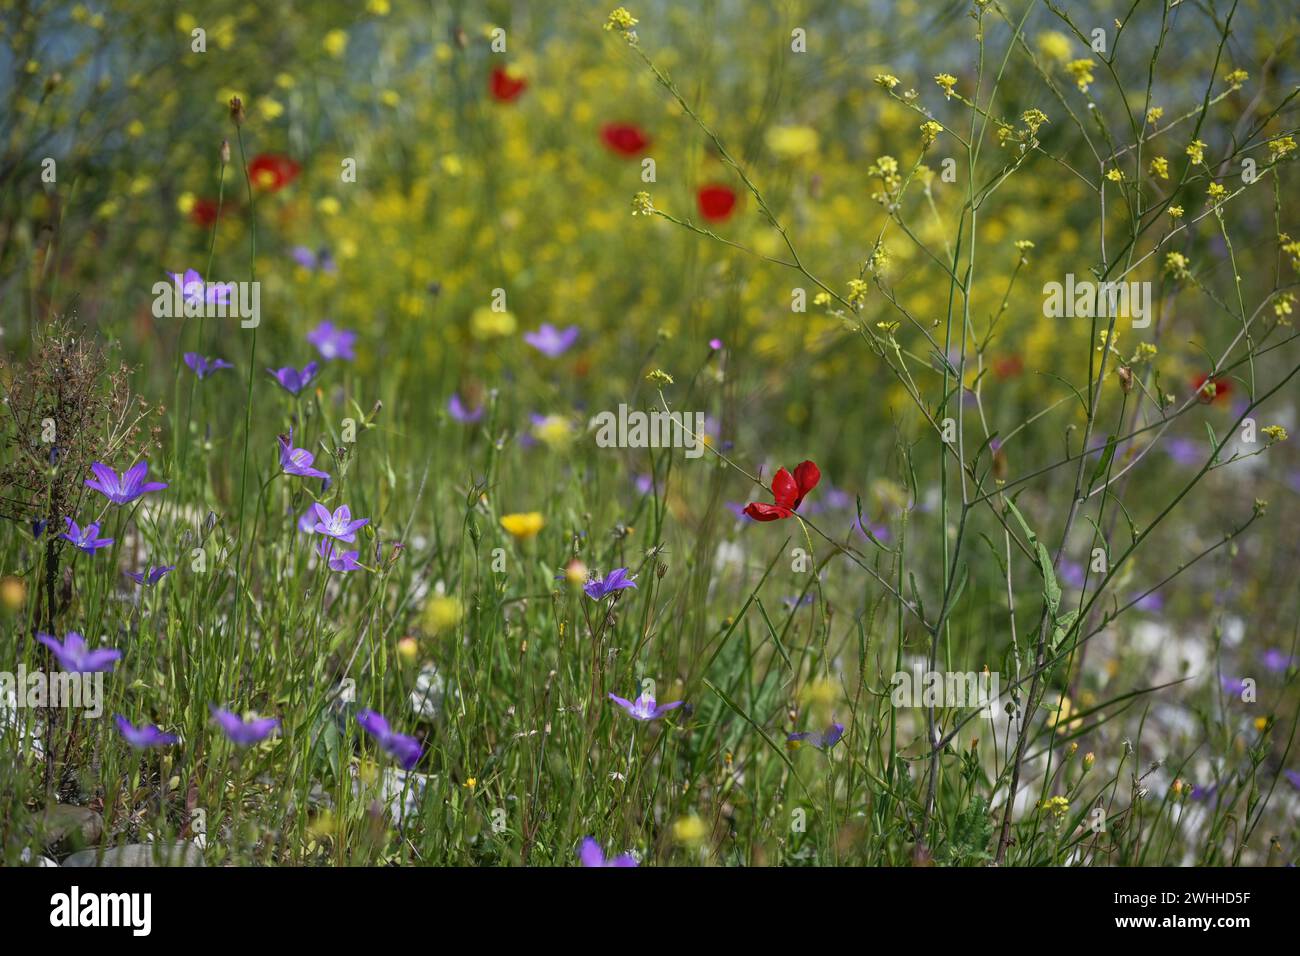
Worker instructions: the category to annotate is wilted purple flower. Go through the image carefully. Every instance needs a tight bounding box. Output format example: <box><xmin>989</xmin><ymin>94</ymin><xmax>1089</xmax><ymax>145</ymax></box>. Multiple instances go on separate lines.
<box><xmin>311</xmin><ymin>503</ymin><xmax>369</xmax><ymax>543</ymax></box>
<box><xmin>523</xmin><ymin>323</ymin><xmax>579</xmax><ymax>357</ymax></box>
<box><xmin>307</xmin><ymin>321</ymin><xmax>357</xmax><ymax>362</ymax></box>
<box><xmin>317</xmin><ymin>538</ymin><xmax>363</xmax><ymax>572</ymax></box>
<box><xmin>578</xmin><ymin>837</ymin><xmax>638</xmax><ymax>868</ymax></box>
<box><xmin>356</xmin><ymin>709</ymin><xmax>423</xmax><ymax>769</ymax></box>
<box><xmin>85</xmin><ymin>460</ymin><xmax>168</xmax><ymax>505</ymax></box>
<box><xmin>210</xmin><ymin>706</ymin><xmax>280</xmax><ymax>746</ymax></box>
<box><xmin>788</xmin><ymin>721</ymin><xmax>845</xmax><ymax>750</ymax></box>
<box><xmin>608</xmin><ymin>691</ymin><xmax>683</xmax><ymax>721</ymax></box>
<box><xmin>1261</xmin><ymin>649</ymin><xmax>1294</xmax><ymax>673</ymax></box>
<box><xmin>266</xmin><ymin>362</ymin><xmax>319</xmax><ymax>396</ymax></box>
<box><xmin>60</xmin><ymin>517</ymin><xmax>114</xmax><ymax>554</ymax></box>
<box><xmin>278</xmin><ymin>430</ymin><xmax>330</xmax><ymax>480</ymax></box>
<box><xmin>290</xmin><ymin>245</ymin><xmax>337</xmax><ymax>274</ymax></box>
<box><xmin>448</xmin><ymin>393</ymin><xmax>484</xmax><ymax>424</ymax></box>
<box><xmin>183</xmin><ymin>353</ymin><xmax>233</xmax><ymax>380</ymax></box>
<box><xmin>125</xmin><ymin>564</ymin><xmax>175</xmax><ymax>586</ymax></box>
<box><xmin>584</xmin><ymin>567</ymin><xmax>637</xmax><ymax>601</ymax></box>
<box><xmin>166</xmin><ymin>269</ymin><xmax>232</xmax><ymax>307</ymax></box>
<box><xmin>115</xmin><ymin>715</ymin><xmax>178</xmax><ymax>748</ymax></box>
<box><xmin>37</xmin><ymin>631</ymin><xmax>121</xmax><ymax>673</ymax></box>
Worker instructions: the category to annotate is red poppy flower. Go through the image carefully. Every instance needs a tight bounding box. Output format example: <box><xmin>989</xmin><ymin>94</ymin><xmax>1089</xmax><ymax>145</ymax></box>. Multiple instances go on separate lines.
<box><xmin>189</xmin><ymin>197</ymin><xmax>221</xmax><ymax>227</ymax></box>
<box><xmin>248</xmin><ymin>153</ymin><xmax>301</xmax><ymax>192</ymax></box>
<box><xmin>1192</xmin><ymin>373</ymin><xmax>1232</xmax><ymax>404</ymax></box>
<box><xmin>993</xmin><ymin>354</ymin><xmax>1024</xmax><ymax>379</ymax></box>
<box><xmin>697</xmin><ymin>183</ymin><xmax>737</xmax><ymax>222</ymax></box>
<box><xmin>490</xmin><ymin>66</ymin><xmax>527</xmax><ymax>103</ymax></box>
<box><xmin>744</xmin><ymin>460</ymin><xmax>821</xmax><ymax>521</ymax></box>
<box><xmin>601</xmin><ymin>122</ymin><xmax>650</xmax><ymax>156</ymax></box>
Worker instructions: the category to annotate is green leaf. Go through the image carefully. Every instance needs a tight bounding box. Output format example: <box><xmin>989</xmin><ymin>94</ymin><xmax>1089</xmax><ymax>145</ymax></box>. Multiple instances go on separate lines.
<box><xmin>1037</xmin><ymin>542</ymin><xmax>1061</xmax><ymax>616</ymax></box>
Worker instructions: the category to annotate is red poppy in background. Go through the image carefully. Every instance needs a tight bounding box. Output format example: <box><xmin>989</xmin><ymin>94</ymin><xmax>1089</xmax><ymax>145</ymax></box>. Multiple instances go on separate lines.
<box><xmin>1192</xmin><ymin>373</ymin><xmax>1232</xmax><ymax>404</ymax></box>
<box><xmin>490</xmin><ymin>66</ymin><xmax>527</xmax><ymax>103</ymax></box>
<box><xmin>697</xmin><ymin>183</ymin><xmax>737</xmax><ymax>222</ymax></box>
<box><xmin>189</xmin><ymin>197</ymin><xmax>222</xmax><ymax>227</ymax></box>
<box><xmin>601</xmin><ymin>122</ymin><xmax>650</xmax><ymax>156</ymax></box>
<box><xmin>248</xmin><ymin>153</ymin><xmax>301</xmax><ymax>192</ymax></box>
<box><xmin>744</xmin><ymin>460</ymin><xmax>821</xmax><ymax>521</ymax></box>
<box><xmin>993</xmin><ymin>354</ymin><xmax>1024</xmax><ymax>379</ymax></box>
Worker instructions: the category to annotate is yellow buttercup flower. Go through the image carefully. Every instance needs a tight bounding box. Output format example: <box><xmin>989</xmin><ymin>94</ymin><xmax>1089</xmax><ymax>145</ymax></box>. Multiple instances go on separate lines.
<box><xmin>323</xmin><ymin>29</ymin><xmax>349</xmax><ymax>58</ymax></box>
<box><xmin>471</xmin><ymin>306</ymin><xmax>517</xmax><ymax>339</ymax></box>
<box><xmin>501</xmin><ymin>512</ymin><xmax>545</xmax><ymax>540</ymax></box>
<box><xmin>423</xmin><ymin>595</ymin><xmax>464</xmax><ymax>633</ymax></box>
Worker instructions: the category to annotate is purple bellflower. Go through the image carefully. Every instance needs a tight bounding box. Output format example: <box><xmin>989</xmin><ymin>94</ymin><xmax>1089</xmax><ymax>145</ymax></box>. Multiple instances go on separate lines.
<box><xmin>788</xmin><ymin>721</ymin><xmax>845</xmax><ymax>750</ymax></box>
<box><xmin>279</xmin><ymin>430</ymin><xmax>330</xmax><ymax>480</ymax></box>
<box><xmin>125</xmin><ymin>564</ymin><xmax>175</xmax><ymax>586</ymax></box>
<box><xmin>37</xmin><ymin>631</ymin><xmax>122</xmax><ymax>673</ymax></box>
<box><xmin>85</xmin><ymin>460</ymin><xmax>167</xmax><ymax>505</ymax></box>
<box><xmin>448</xmin><ymin>393</ymin><xmax>485</xmax><ymax>423</ymax></box>
<box><xmin>584</xmin><ymin>567</ymin><xmax>637</xmax><ymax>601</ymax></box>
<box><xmin>578</xmin><ymin>837</ymin><xmax>638</xmax><ymax>867</ymax></box>
<box><xmin>307</xmin><ymin>321</ymin><xmax>357</xmax><ymax>362</ymax></box>
<box><xmin>608</xmin><ymin>691</ymin><xmax>683</xmax><ymax>721</ymax></box>
<box><xmin>311</xmin><ymin>503</ymin><xmax>369</xmax><ymax>543</ymax></box>
<box><xmin>183</xmin><ymin>353</ymin><xmax>234</xmax><ymax>380</ymax></box>
<box><xmin>266</xmin><ymin>362</ymin><xmax>319</xmax><ymax>396</ymax></box>
<box><xmin>60</xmin><ymin>517</ymin><xmax>114</xmax><ymax>554</ymax></box>
<box><xmin>356</xmin><ymin>709</ymin><xmax>423</xmax><ymax>769</ymax></box>
<box><xmin>115</xmin><ymin>715</ymin><xmax>179</xmax><ymax>748</ymax></box>
<box><xmin>523</xmin><ymin>323</ymin><xmax>579</xmax><ymax>357</ymax></box>
<box><xmin>166</xmin><ymin>269</ymin><xmax>232</xmax><ymax>307</ymax></box>
<box><xmin>210</xmin><ymin>706</ymin><xmax>280</xmax><ymax>746</ymax></box>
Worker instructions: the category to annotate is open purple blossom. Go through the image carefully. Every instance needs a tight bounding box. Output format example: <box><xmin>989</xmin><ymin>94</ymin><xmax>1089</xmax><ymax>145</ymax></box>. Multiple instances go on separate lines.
<box><xmin>356</xmin><ymin>709</ymin><xmax>423</xmax><ymax>769</ymax></box>
<box><xmin>85</xmin><ymin>460</ymin><xmax>168</xmax><ymax>505</ymax></box>
<box><xmin>60</xmin><ymin>517</ymin><xmax>114</xmax><ymax>554</ymax></box>
<box><xmin>311</xmin><ymin>503</ymin><xmax>369</xmax><ymax>543</ymax></box>
<box><xmin>317</xmin><ymin>538</ymin><xmax>363</xmax><ymax>572</ymax></box>
<box><xmin>578</xmin><ymin>837</ymin><xmax>638</xmax><ymax>868</ymax></box>
<box><xmin>37</xmin><ymin>631</ymin><xmax>121</xmax><ymax>673</ymax></box>
<box><xmin>290</xmin><ymin>245</ymin><xmax>337</xmax><ymax>274</ymax></box>
<box><xmin>788</xmin><ymin>721</ymin><xmax>845</xmax><ymax>750</ymax></box>
<box><xmin>523</xmin><ymin>323</ymin><xmax>579</xmax><ymax>357</ymax></box>
<box><xmin>608</xmin><ymin>691</ymin><xmax>683</xmax><ymax>721</ymax></box>
<box><xmin>448</xmin><ymin>393</ymin><xmax>484</xmax><ymax>424</ymax></box>
<box><xmin>183</xmin><ymin>353</ymin><xmax>233</xmax><ymax>380</ymax></box>
<box><xmin>166</xmin><ymin>269</ymin><xmax>232</xmax><ymax>307</ymax></box>
<box><xmin>584</xmin><ymin>567</ymin><xmax>637</xmax><ymax>601</ymax></box>
<box><xmin>307</xmin><ymin>321</ymin><xmax>357</xmax><ymax>362</ymax></box>
<box><xmin>125</xmin><ymin>564</ymin><xmax>175</xmax><ymax>586</ymax></box>
<box><xmin>278</xmin><ymin>430</ymin><xmax>330</xmax><ymax>480</ymax></box>
<box><xmin>115</xmin><ymin>715</ymin><xmax>179</xmax><ymax>749</ymax></box>
<box><xmin>266</xmin><ymin>362</ymin><xmax>319</xmax><ymax>396</ymax></box>
<box><xmin>210</xmin><ymin>706</ymin><xmax>280</xmax><ymax>746</ymax></box>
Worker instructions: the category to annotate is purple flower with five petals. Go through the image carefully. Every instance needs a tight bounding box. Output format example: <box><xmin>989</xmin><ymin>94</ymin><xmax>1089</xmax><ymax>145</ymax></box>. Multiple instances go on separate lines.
<box><xmin>310</xmin><ymin>503</ymin><xmax>369</xmax><ymax>543</ymax></box>
<box><xmin>448</xmin><ymin>393</ymin><xmax>484</xmax><ymax>423</ymax></box>
<box><xmin>210</xmin><ymin>706</ymin><xmax>280</xmax><ymax>746</ymax></box>
<box><xmin>356</xmin><ymin>709</ymin><xmax>423</xmax><ymax>769</ymax></box>
<box><xmin>60</xmin><ymin>517</ymin><xmax>114</xmax><ymax>554</ymax></box>
<box><xmin>183</xmin><ymin>353</ymin><xmax>234</xmax><ymax>380</ymax></box>
<box><xmin>578</xmin><ymin>837</ymin><xmax>638</xmax><ymax>867</ymax></box>
<box><xmin>266</xmin><ymin>362</ymin><xmax>319</xmax><ymax>396</ymax></box>
<box><xmin>307</xmin><ymin>321</ymin><xmax>357</xmax><ymax>362</ymax></box>
<box><xmin>115</xmin><ymin>715</ymin><xmax>179</xmax><ymax>748</ymax></box>
<box><xmin>125</xmin><ymin>564</ymin><xmax>175</xmax><ymax>586</ymax></box>
<box><xmin>166</xmin><ymin>269</ymin><xmax>232</xmax><ymax>307</ymax></box>
<box><xmin>523</xmin><ymin>323</ymin><xmax>579</xmax><ymax>357</ymax></box>
<box><xmin>788</xmin><ymin>721</ymin><xmax>845</xmax><ymax>750</ymax></box>
<box><xmin>85</xmin><ymin>460</ymin><xmax>168</xmax><ymax>505</ymax></box>
<box><xmin>37</xmin><ymin>631</ymin><xmax>121</xmax><ymax>673</ymax></box>
<box><xmin>583</xmin><ymin>567</ymin><xmax>637</xmax><ymax>601</ymax></box>
<box><xmin>608</xmin><ymin>691</ymin><xmax>683</xmax><ymax>721</ymax></box>
<box><xmin>278</xmin><ymin>430</ymin><xmax>330</xmax><ymax>480</ymax></box>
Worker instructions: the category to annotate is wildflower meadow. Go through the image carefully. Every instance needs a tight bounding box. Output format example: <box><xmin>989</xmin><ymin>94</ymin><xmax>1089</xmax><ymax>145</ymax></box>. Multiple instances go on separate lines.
<box><xmin>1</xmin><ymin>0</ymin><xmax>1298</xmax><ymax>907</ymax></box>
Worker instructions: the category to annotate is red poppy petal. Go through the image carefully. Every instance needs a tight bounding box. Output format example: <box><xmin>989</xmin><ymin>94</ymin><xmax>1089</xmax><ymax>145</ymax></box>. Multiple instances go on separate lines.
<box><xmin>793</xmin><ymin>460</ymin><xmax>821</xmax><ymax>497</ymax></box>
<box><xmin>744</xmin><ymin>502</ymin><xmax>793</xmax><ymax>521</ymax></box>
<box><xmin>770</xmin><ymin>467</ymin><xmax>798</xmax><ymax>509</ymax></box>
